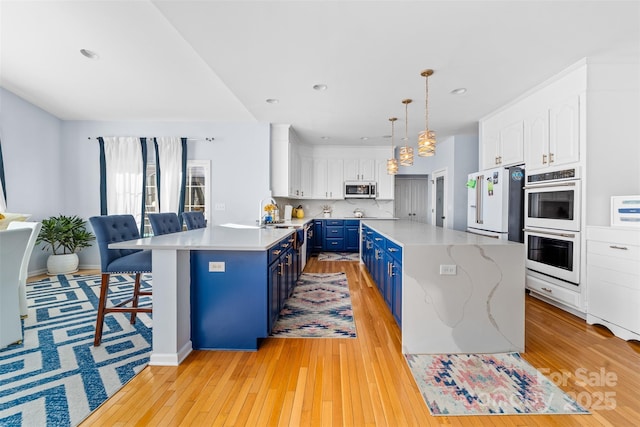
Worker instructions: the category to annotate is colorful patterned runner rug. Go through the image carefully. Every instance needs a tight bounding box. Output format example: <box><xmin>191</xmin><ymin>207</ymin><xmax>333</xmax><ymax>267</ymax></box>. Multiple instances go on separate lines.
<box><xmin>0</xmin><ymin>273</ymin><xmax>152</xmax><ymax>426</ymax></box>
<box><xmin>271</xmin><ymin>272</ymin><xmax>356</xmax><ymax>338</ymax></box>
<box><xmin>317</xmin><ymin>252</ymin><xmax>360</xmax><ymax>261</ymax></box>
<box><xmin>405</xmin><ymin>352</ymin><xmax>590</xmax><ymax>416</ymax></box>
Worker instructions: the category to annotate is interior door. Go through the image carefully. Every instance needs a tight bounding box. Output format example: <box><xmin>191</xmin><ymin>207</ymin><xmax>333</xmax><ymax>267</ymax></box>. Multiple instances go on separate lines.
<box><xmin>395</xmin><ymin>176</ymin><xmax>428</xmax><ymax>222</ymax></box>
<box><xmin>435</xmin><ymin>176</ymin><xmax>445</xmax><ymax>227</ymax></box>
<box><xmin>394</xmin><ymin>178</ymin><xmax>413</xmax><ymax>220</ymax></box>
<box><xmin>411</xmin><ymin>178</ymin><xmax>429</xmax><ymax>223</ymax></box>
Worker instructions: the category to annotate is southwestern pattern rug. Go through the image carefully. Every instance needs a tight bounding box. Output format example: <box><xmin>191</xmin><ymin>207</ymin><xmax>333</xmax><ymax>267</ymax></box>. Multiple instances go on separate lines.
<box><xmin>0</xmin><ymin>273</ymin><xmax>152</xmax><ymax>426</ymax></box>
<box><xmin>405</xmin><ymin>352</ymin><xmax>589</xmax><ymax>416</ymax></box>
<box><xmin>271</xmin><ymin>272</ymin><xmax>356</xmax><ymax>338</ymax></box>
<box><xmin>317</xmin><ymin>252</ymin><xmax>360</xmax><ymax>262</ymax></box>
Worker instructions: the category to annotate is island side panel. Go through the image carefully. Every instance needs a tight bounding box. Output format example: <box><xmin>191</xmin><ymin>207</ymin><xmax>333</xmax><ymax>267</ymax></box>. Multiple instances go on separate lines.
<box><xmin>402</xmin><ymin>243</ymin><xmax>525</xmax><ymax>354</ymax></box>
<box><xmin>190</xmin><ymin>250</ymin><xmax>268</xmax><ymax>350</ymax></box>
<box><xmin>150</xmin><ymin>249</ymin><xmax>192</xmax><ymax>366</ymax></box>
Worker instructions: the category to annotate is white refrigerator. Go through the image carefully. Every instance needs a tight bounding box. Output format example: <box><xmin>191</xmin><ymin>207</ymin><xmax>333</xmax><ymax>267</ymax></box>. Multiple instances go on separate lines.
<box><xmin>467</xmin><ymin>165</ymin><xmax>525</xmax><ymax>241</ymax></box>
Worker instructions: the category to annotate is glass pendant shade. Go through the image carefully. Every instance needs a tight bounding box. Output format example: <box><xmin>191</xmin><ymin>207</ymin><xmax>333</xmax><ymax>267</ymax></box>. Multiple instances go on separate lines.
<box><xmin>386</xmin><ymin>117</ymin><xmax>398</xmax><ymax>175</ymax></box>
<box><xmin>399</xmin><ymin>145</ymin><xmax>414</xmax><ymax>166</ymax></box>
<box><xmin>418</xmin><ymin>69</ymin><xmax>436</xmax><ymax>157</ymax></box>
<box><xmin>417</xmin><ymin>130</ymin><xmax>436</xmax><ymax>157</ymax></box>
<box><xmin>387</xmin><ymin>158</ymin><xmax>398</xmax><ymax>175</ymax></box>
<box><xmin>400</xmin><ymin>99</ymin><xmax>414</xmax><ymax>166</ymax></box>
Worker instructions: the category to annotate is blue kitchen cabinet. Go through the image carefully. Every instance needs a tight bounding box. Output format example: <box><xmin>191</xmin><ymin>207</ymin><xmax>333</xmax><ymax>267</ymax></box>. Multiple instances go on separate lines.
<box><xmin>191</xmin><ymin>250</ymin><xmax>269</xmax><ymax>350</ymax></box>
<box><xmin>360</xmin><ymin>227</ymin><xmax>403</xmax><ymax>327</ymax></box>
<box><xmin>311</xmin><ymin>220</ymin><xmax>323</xmax><ymax>252</ymax></box>
<box><xmin>345</xmin><ymin>220</ymin><xmax>360</xmax><ymax>252</ymax></box>
<box><xmin>323</xmin><ymin>219</ymin><xmax>345</xmax><ymax>251</ymax></box>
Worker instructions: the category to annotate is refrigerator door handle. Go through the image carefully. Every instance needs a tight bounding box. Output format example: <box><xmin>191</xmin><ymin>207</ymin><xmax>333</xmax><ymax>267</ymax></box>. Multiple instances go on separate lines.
<box><xmin>475</xmin><ymin>175</ymin><xmax>483</xmax><ymax>224</ymax></box>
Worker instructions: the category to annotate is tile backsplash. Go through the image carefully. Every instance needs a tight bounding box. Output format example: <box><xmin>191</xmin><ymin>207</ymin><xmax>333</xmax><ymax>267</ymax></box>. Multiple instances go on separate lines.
<box><xmin>275</xmin><ymin>198</ymin><xmax>395</xmax><ymax>219</ymax></box>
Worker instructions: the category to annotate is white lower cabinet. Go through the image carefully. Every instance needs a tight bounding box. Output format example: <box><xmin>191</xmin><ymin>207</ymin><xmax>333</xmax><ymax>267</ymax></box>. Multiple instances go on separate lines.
<box><xmin>586</xmin><ymin>226</ymin><xmax>640</xmax><ymax>341</ymax></box>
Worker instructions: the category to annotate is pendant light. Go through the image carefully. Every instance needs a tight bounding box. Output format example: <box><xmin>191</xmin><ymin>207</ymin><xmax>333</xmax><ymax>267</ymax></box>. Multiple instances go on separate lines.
<box><xmin>386</xmin><ymin>117</ymin><xmax>398</xmax><ymax>175</ymax></box>
<box><xmin>418</xmin><ymin>69</ymin><xmax>436</xmax><ymax>157</ymax></box>
<box><xmin>399</xmin><ymin>99</ymin><xmax>414</xmax><ymax>166</ymax></box>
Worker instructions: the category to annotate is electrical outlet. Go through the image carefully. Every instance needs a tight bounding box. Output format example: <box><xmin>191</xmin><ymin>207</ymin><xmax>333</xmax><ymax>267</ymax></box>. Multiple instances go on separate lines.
<box><xmin>208</xmin><ymin>261</ymin><xmax>225</xmax><ymax>272</ymax></box>
<box><xmin>214</xmin><ymin>203</ymin><xmax>225</xmax><ymax>211</ymax></box>
<box><xmin>439</xmin><ymin>264</ymin><xmax>457</xmax><ymax>275</ymax></box>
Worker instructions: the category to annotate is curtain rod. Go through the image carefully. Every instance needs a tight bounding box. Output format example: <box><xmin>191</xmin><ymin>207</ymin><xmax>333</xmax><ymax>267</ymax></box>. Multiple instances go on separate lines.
<box><xmin>87</xmin><ymin>137</ymin><xmax>214</xmax><ymax>141</ymax></box>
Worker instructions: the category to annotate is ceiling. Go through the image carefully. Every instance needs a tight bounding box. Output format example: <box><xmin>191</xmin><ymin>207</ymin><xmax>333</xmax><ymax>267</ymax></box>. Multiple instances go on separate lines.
<box><xmin>2</xmin><ymin>1</ymin><xmax>639</xmax><ymax>146</ymax></box>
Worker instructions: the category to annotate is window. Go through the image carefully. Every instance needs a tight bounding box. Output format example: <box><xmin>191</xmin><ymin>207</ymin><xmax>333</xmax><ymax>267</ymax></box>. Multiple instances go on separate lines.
<box><xmin>143</xmin><ymin>160</ymin><xmax>210</xmax><ymax>236</ymax></box>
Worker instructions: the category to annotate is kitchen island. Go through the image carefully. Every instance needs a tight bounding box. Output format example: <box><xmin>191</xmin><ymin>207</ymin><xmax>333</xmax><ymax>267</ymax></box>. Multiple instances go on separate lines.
<box><xmin>110</xmin><ymin>225</ymin><xmax>296</xmax><ymax>366</ymax></box>
<box><xmin>361</xmin><ymin>220</ymin><xmax>525</xmax><ymax>354</ymax></box>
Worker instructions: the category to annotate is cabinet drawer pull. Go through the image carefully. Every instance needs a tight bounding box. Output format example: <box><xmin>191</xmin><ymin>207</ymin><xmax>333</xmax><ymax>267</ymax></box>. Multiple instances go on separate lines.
<box><xmin>388</xmin><ymin>248</ymin><xmax>398</xmax><ymax>252</ymax></box>
<box><xmin>609</xmin><ymin>245</ymin><xmax>628</xmax><ymax>250</ymax></box>
<box><xmin>542</xmin><ymin>154</ymin><xmax>547</xmax><ymax>164</ymax></box>
<box><xmin>549</xmin><ymin>153</ymin><xmax>554</xmax><ymax>163</ymax></box>
<box><xmin>272</xmin><ymin>250</ymin><xmax>281</xmax><ymax>256</ymax></box>
<box><xmin>282</xmin><ymin>243</ymin><xmax>290</xmax><ymax>248</ymax></box>
<box><xmin>541</xmin><ymin>287</ymin><xmax>552</xmax><ymax>293</ymax></box>
<box><xmin>374</xmin><ymin>237</ymin><xmax>383</xmax><ymax>241</ymax></box>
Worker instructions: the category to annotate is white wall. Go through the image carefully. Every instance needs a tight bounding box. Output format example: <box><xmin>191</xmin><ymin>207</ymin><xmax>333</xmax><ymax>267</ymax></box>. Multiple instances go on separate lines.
<box><xmin>60</xmin><ymin>121</ymin><xmax>271</xmax><ymax>269</ymax></box>
<box><xmin>0</xmin><ymin>87</ymin><xmax>64</xmax><ymax>272</ymax></box>
<box><xmin>395</xmin><ymin>134</ymin><xmax>479</xmax><ymax>231</ymax></box>
<box><xmin>1</xmin><ymin>87</ymin><xmax>271</xmax><ymax>272</ymax></box>
<box><xmin>585</xmin><ymin>61</ymin><xmax>640</xmax><ymax>226</ymax></box>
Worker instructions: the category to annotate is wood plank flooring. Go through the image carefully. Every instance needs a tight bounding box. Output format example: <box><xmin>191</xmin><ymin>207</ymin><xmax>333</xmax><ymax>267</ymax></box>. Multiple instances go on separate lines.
<box><xmin>78</xmin><ymin>257</ymin><xmax>640</xmax><ymax>426</ymax></box>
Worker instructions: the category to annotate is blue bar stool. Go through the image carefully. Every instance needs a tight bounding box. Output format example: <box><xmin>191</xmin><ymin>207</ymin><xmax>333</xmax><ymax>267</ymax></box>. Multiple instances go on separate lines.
<box><xmin>89</xmin><ymin>214</ymin><xmax>152</xmax><ymax>346</ymax></box>
<box><xmin>148</xmin><ymin>212</ymin><xmax>182</xmax><ymax>236</ymax></box>
<box><xmin>182</xmin><ymin>211</ymin><xmax>207</xmax><ymax>230</ymax></box>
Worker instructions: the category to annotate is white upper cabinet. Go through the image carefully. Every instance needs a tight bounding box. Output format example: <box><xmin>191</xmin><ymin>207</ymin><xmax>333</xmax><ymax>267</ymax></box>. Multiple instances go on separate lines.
<box><xmin>549</xmin><ymin>94</ymin><xmax>580</xmax><ymax>167</ymax></box>
<box><xmin>524</xmin><ymin>94</ymin><xmax>581</xmax><ymax>171</ymax></box>
<box><xmin>479</xmin><ymin>112</ymin><xmax>524</xmax><ymax>170</ymax></box>
<box><xmin>270</xmin><ymin>124</ymin><xmax>294</xmax><ymax>198</ymax></box>
<box><xmin>299</xmin><ymin>155</ymin><xmax>313</xmax><ymax>198</ymax></box>
<box><xmin>375</xmin><ymin>159</ymin><xmax>394</xmax><ymax>199</ymax></box>
<box><xmin>312</xmin><ymin>158</ymin><xmax>344</xmax><ymax>199</ymax></box>
<box><xmin>344</xmin><ymin>158</ymin><xmax>375</xmax><ymax>181</ymax></box>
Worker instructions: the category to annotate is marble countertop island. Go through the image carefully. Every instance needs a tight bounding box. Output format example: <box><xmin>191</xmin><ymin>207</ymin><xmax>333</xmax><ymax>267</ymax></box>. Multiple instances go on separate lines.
<box><xmin>362</xmin><ymin>220</ymin><xmax>525</xmax><ymax>355</ymax></box>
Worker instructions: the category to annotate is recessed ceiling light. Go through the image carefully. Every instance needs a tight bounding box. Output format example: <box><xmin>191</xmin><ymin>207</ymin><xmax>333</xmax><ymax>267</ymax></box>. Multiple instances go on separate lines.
<box><xmin>360</xmin><ymin>137</ymin><xmax>369</xmax><ymax>141</ymax></box>
<box><xmin>266</xmin><ymin>98</ymin><xmax>279</xmax><ymax>104</ymax></box>
<box><xmin>451</xmin><ymin>88</ymin><xmax>467</xmax><ymax>95</ymax></box>
<box><xmin>80</xmin><ymin>49</ymin><xmax>99</xmax><ymax>60</ymax></box>
<box><xmin>320</xmin><ymin>136</ymin><xmax>330</xmax><ymax>140</ymax></box>
<box><xmin>313</xmin><ymin>84</ymin><xmax>328</xmax><ymax>91</ymax></box>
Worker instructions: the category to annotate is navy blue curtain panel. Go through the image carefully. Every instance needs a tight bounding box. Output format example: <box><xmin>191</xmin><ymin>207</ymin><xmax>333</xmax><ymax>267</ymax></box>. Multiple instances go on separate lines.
<box><xmin>98</xmin><ymin>137</ymin><xmax>107</xmax><ymax>215</ymax></box>
<box><xmin>153</xmin><ymin>138</ymin><xmax>162</xmax><ymax>212</ymax></box>
<box><xmin>0</xmin><ymin>138</ymin><xmax>6</xmax><ymax>204</ymax></box>
<box><xmin>179</xmin><ymin>137</ymin><xmax>188</xmax><ymax>217</ymax></box>
<box><xmin>140</xmin><ymin>138</ymin><xmax>148</xmax><ymax>236</ymax></box>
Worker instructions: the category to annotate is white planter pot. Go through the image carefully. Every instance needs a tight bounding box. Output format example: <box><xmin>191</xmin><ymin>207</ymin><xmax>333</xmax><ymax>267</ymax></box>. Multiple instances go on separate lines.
<box><xmin>47</xmin><ymin>253</ymin><xmax>79</xmax><ymax>275</ymax></box>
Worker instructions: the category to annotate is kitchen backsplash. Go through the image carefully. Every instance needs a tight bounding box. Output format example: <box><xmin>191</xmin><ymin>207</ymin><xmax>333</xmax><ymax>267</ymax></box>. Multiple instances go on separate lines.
<box><xmin>275</xmin><ymin>198</ymin><xmax>395</xmax><ymax>219</ymax></box>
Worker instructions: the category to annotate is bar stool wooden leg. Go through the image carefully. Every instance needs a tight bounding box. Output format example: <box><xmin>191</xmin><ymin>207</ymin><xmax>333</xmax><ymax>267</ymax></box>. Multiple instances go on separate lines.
<box><xmin>94</xmin><ymin>273</ymin><xmax>110</xmax><ymax>346</ymax></box>
<box><xmin>130</xmin><ymin>273</ymin><xmax>142</xmax><ymax>324</ymax></box>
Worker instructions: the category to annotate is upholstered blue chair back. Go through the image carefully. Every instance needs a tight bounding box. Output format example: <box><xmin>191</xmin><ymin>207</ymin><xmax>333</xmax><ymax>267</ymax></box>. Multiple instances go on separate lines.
<box><xmin>90</xmin><ymin>215</ymin><xmax>151</xmax><ymax>273</ymax></box>
<box><xmin>148</xmin><ymin>212</ymin><xmax>182</xmax><ymax>236</ymax></box>
<box><xmin>182</xmin><ymin>211</ymin><xmax>206</xmax><ymax>230</ymax></box>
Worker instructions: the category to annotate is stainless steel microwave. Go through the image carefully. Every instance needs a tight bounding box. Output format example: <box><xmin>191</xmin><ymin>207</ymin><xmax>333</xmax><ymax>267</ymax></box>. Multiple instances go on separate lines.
<box><xmin>344</xmin><ymin>181</ymin><xmax>376</xmax><ymax>199</ymax></box>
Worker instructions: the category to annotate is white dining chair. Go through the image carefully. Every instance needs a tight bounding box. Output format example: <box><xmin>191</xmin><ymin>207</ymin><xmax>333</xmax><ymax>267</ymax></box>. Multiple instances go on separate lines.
<box><xmin>0</xmin><ymin>227</ymin><xmax>32</xmax><ymax>348</ymax></box>
<box><xmin>7</xmin><ymin>221</ymin><xmax>42</xmax><ymax>317</ymax></box>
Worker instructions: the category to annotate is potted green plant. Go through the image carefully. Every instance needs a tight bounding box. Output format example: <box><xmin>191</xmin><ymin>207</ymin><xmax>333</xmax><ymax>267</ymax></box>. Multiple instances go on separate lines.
<box><xmin>37</xmin><ymin>214</ymin><xmax>95</xmax><ymax>275</ymax></box>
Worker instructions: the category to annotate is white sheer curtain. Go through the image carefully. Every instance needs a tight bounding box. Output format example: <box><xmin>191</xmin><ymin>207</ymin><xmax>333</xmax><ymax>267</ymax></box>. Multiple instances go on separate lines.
<box><xmin>155</xmin><ymin>137</ymin><xmax>183</xmax><ymax>213</ymax></box>
<box><xmin>103</xmin><ymin>136</ymin><xmax>145</xmax><ymax>226</ymax></box>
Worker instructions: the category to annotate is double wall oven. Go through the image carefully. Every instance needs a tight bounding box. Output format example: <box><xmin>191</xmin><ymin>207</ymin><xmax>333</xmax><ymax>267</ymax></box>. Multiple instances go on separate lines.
<box><xmin>524</xmin><ymin>167</ymin><xmax>581</xmax><ymax>287</ymax></box>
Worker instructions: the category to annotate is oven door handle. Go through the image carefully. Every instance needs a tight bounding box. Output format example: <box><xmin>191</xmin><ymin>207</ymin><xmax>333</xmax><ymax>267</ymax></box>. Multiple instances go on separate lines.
<box><xmin>524</xmin><ymin>182</ymin><xmax>576</xmax><ymax>190</ymax></box>
<box><xmin>523</xmin><ymin>228</ymin><xmax>576</xmax><ymax>238</ymax></box>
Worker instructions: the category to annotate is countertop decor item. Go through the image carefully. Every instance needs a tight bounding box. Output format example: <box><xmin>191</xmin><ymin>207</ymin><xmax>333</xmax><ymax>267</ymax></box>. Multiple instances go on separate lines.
<box><xmin>322</xmin><ymin>205</ymin><xmax>332</xmax><ymax>218</ymax></box>
<box><xmin>36</xmin><ymin>214</ymin><xmax>95</xmax><ymax>275</ymax></box>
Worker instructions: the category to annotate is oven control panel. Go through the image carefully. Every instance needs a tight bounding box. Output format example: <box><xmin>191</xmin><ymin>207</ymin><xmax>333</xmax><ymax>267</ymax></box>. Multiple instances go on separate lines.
<box><xmin>527</xmin><ymin>167</ymin><xmax>577</xmax><ymax>184</ymax></box>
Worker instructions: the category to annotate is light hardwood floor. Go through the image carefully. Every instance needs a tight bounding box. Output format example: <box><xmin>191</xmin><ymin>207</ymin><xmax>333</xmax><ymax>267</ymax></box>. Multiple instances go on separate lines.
<box><xmin>77</xmin><ymin>257</ymin><xmax>640</xmax><ymax>426</ymax></box>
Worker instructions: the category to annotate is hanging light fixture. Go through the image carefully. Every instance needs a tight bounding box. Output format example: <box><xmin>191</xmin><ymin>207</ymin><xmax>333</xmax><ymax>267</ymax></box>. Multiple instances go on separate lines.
<box><xmin>418</xmin><ymin>69</ymin><xmax>436</xmax><ymax>157</ymax></box>
<box><xmin>386</xmin><ymin>117</ymin><xmax>398</xmax><ymax>175</ymax></box>
<box><xmin>399</xmin><ymin>99</ymin><xmax>414</xmax><ymax>166</ymax></box>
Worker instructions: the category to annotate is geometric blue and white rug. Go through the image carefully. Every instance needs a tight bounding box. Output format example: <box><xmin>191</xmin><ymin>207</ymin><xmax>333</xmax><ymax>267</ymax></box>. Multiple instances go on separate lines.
<box><xmin>0</xmin><ymin>273</ymin><xmax>152</xmax><ymax>426</ymax></box>
<box><xmin>317</xmin><ymin>252</ymin><xmax>360</xmax><ymax>261</ymax></box>
<box><xmin>270</xmin><ymin>272</ymin><xmax>356</xmax><ymax>338</ymax></box>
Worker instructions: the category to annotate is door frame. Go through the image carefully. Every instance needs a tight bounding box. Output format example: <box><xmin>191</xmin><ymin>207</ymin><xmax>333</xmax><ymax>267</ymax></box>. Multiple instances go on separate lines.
<box><xmin>431</xmin><ymin>168</ymin><xmax>447</xmax><ymax>228</ymax></box>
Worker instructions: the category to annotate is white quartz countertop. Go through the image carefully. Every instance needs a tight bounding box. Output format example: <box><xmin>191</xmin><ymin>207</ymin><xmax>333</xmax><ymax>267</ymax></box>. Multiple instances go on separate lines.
<box><xmin>361</xmin><ymin>219</ymin><xmax>521</xmax><ymax>247</ymax></box>
<box><xmin>110</xmin><ymin>226</ymin><xmax>295</xmax><ymax>251</ymax></box>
